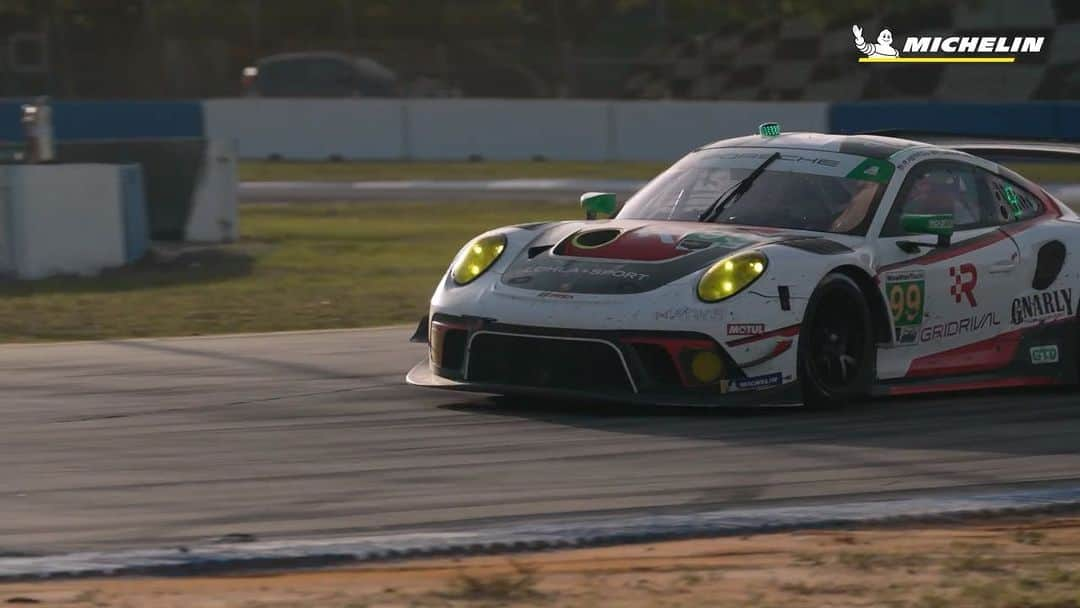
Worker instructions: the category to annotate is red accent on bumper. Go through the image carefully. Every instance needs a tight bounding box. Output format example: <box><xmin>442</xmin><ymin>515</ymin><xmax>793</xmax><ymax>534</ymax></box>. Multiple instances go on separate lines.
<box><xmin>888</xmin><ymin>376</ymin><xmax>1057</xmax><ymax>396</ymax></box>
<box><xmin>622</xmin><ymin>336</ymin><xmax>716</xmax><ymax>386</ymax></box>
<box><xmin>740</xmin><ymin>339</ymin><xmax>793</xmax><ymax>369</ymax></box>
<box><xmin>429</xmin><ymin>319</ymin><xmax>470</xmax><ymax>368</ymax></box>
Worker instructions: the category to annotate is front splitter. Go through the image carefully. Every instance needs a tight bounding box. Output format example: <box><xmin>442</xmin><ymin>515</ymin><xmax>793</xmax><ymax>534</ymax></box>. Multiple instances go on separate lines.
<box><xmin>406</xmin><ymin>360</ymin><xmax>803</xmax><ymax>408</ymax></box>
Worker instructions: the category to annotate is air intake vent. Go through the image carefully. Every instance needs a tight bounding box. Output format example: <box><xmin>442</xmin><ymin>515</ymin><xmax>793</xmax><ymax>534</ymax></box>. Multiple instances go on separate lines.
<box><xmin>571</xmin><ymin>229</ymin><xmax>621</xmax><ymax>249</ymax></box>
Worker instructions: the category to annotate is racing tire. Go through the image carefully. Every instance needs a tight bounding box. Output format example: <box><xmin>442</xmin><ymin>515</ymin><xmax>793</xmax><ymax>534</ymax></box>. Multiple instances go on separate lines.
<box><xmin>798</xmin><ymin>273</ymin><xmax>875</xmax><ymax>408</ymax></box>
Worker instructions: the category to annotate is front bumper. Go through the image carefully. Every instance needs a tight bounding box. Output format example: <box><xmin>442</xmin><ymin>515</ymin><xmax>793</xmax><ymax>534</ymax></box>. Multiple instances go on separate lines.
<box><xmin>406</xmin><ymin>314</ymin><xmax>802</xmax><ymax>407</ymax></box>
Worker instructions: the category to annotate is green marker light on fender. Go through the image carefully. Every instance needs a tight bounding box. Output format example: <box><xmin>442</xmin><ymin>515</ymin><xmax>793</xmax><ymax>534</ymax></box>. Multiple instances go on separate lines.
<box><xmin>758</xmin><ymin>122</ymin><xmax>781</xmax><ymax>137</ymax></box>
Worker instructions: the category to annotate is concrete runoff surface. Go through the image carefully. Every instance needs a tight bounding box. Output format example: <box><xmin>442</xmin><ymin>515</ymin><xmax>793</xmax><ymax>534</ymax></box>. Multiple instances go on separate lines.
<box><xmin>1</xmin><ymin>327</ymin><xmax>1079</xmax><ymax>558</ymax></box>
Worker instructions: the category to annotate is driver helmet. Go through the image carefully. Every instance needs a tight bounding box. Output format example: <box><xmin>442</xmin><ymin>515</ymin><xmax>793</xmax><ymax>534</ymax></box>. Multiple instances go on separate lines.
<box><xmin>908</xmin><ymin>173</ymin><xmax>962</xmax><ymax>215</ymax></box>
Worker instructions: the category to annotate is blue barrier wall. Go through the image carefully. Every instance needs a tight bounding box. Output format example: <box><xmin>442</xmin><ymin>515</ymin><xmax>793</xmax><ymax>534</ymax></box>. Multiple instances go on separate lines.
<box><xmin>0</xmin><ymin>103</ymin><xmax>23</xmax><ymax>141</ymax></box>
<box><xmin>829</xmin><ymin>102</ymin><xmax>1080</xmax><ymax>141</ymax></box>
<box><xmin>0</xmin><ymin>101</ymin><xmax>204</xmax><ymax>142</ymax></box>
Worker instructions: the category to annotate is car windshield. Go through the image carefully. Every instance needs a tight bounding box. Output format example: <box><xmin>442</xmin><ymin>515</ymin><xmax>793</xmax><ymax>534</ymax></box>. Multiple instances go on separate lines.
<box><xmin>616</xmin><ymin>147</ymin><xmax>890</xmax><ymax>235</ymax></box>
<box><xmin>258</xmin><ymin>57</ymin><xmax>397</xmax><ymax>97</ymax></box>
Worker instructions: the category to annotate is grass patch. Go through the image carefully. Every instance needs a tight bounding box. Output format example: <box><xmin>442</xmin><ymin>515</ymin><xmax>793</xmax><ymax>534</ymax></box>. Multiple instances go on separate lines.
<box><xmin>0</xmin><ymin>200</ymin><xmax>576</xmax><ymax>342</ymax></box>
<box><xmin>239</xmin><ymin>159</ymin><xmax>667</xmax><ymax>182</ymax></box>
<box><xmin>1014</xmin><ymin>530</ymin><xmax>1047</xmax><ymax>546</ymax></box>
<box><xmin>1009</xmin><ymin>163</ymin><xmax>1080</xmax><ymax>184</ymax></box>
<box><xmin>778</xmin><ymin>580</ymin><xmax>869</xmax><ymax>595</ymax></box>
<box><xmin>944</xmin><ymin>554</ymin><xmax>1009</xmax><ymax>575</ymax></box>
<box><xmin>678</xmin><ymin>573</ymin><xmax>705</xmax><ymax>586</ymax></box>
<box><xmin>791</xmin><ymin>553</ymin><xmax>826</xmax><ymax>567</ymax></box>
<box><xmin>441</xmin><ymin>563</ymin><xmax>544</xmax><ymax>602</ymax></box>
<box><xmin>835</xmin><ymin>551</ymin><xmax>931</xmax><ymax>572</ymax></box>
<box><xmin>952</xmin><ymin>577</ymin><xmax>1080</xmax><ymax>608</ymax></box>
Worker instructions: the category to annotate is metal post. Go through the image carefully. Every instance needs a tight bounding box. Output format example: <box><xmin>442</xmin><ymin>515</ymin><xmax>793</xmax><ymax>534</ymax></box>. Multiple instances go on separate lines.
<box><xmin>21</xmin><ymin>96</ymin><xmax>54</xmax><ymax>163</ymax></box>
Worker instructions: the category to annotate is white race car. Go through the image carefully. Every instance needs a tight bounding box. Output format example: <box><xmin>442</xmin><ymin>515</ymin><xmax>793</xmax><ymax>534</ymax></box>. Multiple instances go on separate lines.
<box><xmin>407</xmin><ymin>125</ymin><xmax>1080</xmax><ymax>406</ymax></box>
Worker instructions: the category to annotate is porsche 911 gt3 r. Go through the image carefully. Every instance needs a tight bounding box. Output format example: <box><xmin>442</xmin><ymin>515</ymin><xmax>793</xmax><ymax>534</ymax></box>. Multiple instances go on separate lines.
<box><xmin>407</xmin><ymin>124</ymin><xmax>1080</xmax><ymax>406</ymax></box>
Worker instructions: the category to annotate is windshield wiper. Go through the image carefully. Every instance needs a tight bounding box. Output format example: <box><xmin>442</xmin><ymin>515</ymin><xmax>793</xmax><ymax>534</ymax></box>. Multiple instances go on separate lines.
<box><xmin>698</xmin><ymin>152</ymin><xmax>781</xmax><ymax>223</ymax></box>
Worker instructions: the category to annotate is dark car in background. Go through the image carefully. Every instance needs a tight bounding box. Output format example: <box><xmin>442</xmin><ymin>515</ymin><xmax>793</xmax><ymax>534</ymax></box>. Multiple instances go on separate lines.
<box><xmin>242</xmin><ymin>51</ymin><xmax>399</xmax><ymax>98</ymax></box>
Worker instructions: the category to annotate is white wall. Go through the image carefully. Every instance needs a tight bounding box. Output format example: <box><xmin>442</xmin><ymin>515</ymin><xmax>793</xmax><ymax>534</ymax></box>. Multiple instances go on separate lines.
<box><xmin>204</xmin><ymin>98</ymin><xmax>829</xmax><ymax>162</ymax></box>
<box><xmin>404</xmin><ymin>99</ymin><xmax>611</xmax><ymax>160</ymax></box>
<box><xmin>204</xmin><ymin>99</ymin><xmax>405</xmax><ymax>160</ymax></box>
<box><xmin>0</xmin><ymin>168</ymin><xmax>12</xmax><ymax>273</ymax></box>
<box><xmin>7</xmin><ymin>164</ymin><xmax>128</xmax><ymax>279</ymax></box>
<box><xmin>187</xmin><ymin>139</ymin><xmax>239</xmax><ymax>243</ymax></box>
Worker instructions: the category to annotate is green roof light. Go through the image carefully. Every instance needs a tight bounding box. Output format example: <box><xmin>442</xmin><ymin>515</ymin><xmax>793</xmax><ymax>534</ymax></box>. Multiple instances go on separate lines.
<box><xmin>758</xmin><ymin>122</ymin><xmax>781</xmax><ymax>137</ymax></box>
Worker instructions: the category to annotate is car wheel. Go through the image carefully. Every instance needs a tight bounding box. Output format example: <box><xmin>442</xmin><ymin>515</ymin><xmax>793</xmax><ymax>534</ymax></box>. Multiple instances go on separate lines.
<box><xmin>798</xmin><ymin>273</ymin><xmax>875</xmax><ymax>408</ymax></box>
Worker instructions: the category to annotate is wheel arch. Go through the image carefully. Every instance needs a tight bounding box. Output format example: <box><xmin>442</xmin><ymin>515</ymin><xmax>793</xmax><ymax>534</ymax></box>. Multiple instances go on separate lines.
<box><xmin>826</xmin><ymin>265</ymin><xmax>893</xmax><ymax>345</ymax></box>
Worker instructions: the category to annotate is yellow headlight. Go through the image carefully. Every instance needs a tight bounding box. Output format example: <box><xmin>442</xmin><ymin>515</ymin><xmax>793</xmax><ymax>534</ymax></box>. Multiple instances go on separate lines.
<box><xmin>451</xmin><ymin>234</ymin><xmax>507</xmax><ymax>285</ymax></box>
<box><xmin>697</xmin><ymin>251</ymin><xmax>768</xmax><ymax>302</ymax></box>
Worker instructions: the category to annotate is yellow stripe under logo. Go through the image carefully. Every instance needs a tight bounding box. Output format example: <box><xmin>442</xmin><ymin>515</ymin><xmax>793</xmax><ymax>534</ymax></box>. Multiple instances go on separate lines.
<box><xmin>858</xmin><ymin>57</ymin><xmax>1016</xmax><ymax>63</ymax></box>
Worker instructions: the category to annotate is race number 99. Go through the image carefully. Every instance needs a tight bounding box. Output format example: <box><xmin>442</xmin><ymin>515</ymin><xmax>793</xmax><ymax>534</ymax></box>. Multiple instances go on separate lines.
<box><xmin>887</xmin><ymin>280</ymin><xmax>924</xmax><ymax>327</ymax></box>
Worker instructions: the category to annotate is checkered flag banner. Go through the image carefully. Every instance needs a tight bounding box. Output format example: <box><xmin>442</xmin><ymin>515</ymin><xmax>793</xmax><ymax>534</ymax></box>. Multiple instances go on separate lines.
<box><xmin>623</xmin><ymin>0</ymin><xmax>1080</xmax><ymax>100</ymax></box>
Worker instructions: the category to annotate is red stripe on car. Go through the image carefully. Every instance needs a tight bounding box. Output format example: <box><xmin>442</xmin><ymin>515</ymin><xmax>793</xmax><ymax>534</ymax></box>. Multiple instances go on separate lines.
<box><xmin>726</xmin><ymin>323</ymin><xmax>800</xmax><ymax>347</ymax></box>
<box><xmin>904</xmin><ymin>316</ymin><xmax>1070</xmax><ymax>378</ymax></box>
<box><xmin>878</xmin><ymin>216</ymin><xmax>1049</xmax><ymax>274</ymax></box>
<box><xmin>905</xmin><ymin>328</ymin><xmax>1025</xmax><ymax>377</ymax></box>
<box><xmin>878</xmin><ymin>230</ymin><xmax>1010</xmax><ymax>272</ymax></box>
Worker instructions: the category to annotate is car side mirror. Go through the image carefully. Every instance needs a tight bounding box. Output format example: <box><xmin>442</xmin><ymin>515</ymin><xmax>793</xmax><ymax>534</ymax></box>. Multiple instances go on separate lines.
<box><xmin>581</xmin><ymin>192</ymin><xmax>616</xmax><ymax>220</ymax></box>
<box><xmin>901</xmin><ymin>213</ymin><xmax>954</xmax><ymax>248</ymax></box>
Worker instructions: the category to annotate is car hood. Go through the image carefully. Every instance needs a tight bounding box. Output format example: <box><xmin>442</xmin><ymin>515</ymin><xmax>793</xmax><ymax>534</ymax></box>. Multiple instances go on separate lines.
<box><xmin>500</xmin><ymin>219</ymin><xmax>839</xmax><ymax>295</ymax></box>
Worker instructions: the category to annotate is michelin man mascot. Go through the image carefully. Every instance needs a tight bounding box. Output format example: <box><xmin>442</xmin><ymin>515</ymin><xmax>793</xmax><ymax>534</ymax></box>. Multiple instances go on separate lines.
<box><xmin>853</xmin><ymin>25</ymin><xmax>899</xmax><ymax>58</ymax></box>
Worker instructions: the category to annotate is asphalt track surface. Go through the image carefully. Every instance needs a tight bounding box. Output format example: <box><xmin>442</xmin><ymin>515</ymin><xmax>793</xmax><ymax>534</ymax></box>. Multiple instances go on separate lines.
<box><xmin>2</xmin><ymin>327</ymin><xmax>1079</xmax><ymax>557</ymax></box>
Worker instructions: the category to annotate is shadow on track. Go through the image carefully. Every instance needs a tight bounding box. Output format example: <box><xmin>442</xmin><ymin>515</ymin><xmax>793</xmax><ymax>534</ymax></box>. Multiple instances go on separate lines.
<box><xmin>438</xmin><ymin>385</ymin><xmax>1080</xmax><ymax>458</ymax></box>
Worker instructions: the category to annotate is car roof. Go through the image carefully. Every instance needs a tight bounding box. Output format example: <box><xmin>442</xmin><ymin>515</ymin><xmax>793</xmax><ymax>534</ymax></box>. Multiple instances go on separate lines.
<box><xmin>255</xmin><ymin>52</ymin><xmax>397</xmax><ymax>81</ymax></box>
<box><xmin>257</xmin><ymin>51</ymin><xmax>354</xmax><ymax>64</ymax></box>
<box><xmin>699</xmin><ymin>132</ymin><xmax>932</xmax><ymax>160</ymax></box>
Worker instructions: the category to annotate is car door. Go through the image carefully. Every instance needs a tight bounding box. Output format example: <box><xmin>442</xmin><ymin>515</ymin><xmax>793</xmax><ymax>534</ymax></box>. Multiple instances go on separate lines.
<box><xmin>874</xmin><ymin>160</ymin><xmax>1020</xmax><ymax>380</ymax></box>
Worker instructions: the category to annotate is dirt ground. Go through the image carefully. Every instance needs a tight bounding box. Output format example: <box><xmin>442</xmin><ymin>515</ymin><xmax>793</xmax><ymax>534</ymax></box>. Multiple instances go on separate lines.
<box><xmin>2</xmin><ymin>516</ymin><xmax>1079</xmax><ymax>608</ymax></box>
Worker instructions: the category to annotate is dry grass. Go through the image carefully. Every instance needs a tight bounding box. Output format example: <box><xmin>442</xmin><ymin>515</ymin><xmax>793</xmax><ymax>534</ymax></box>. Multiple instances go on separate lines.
<box><xmin>3</xmin><ymin>516</ymin><xmax>1080</xmax><ymax>608</ymax></box>
<box><xmin>441</xmin><ymin>562</ymin><xmax>545</xmax><ymax>602</ymax></box>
